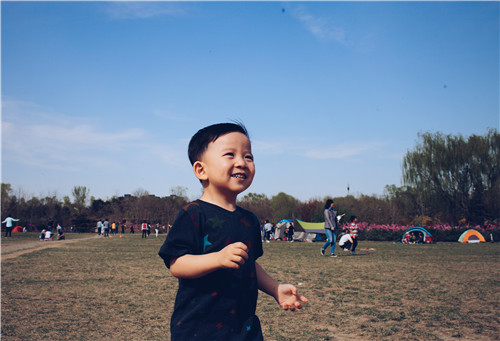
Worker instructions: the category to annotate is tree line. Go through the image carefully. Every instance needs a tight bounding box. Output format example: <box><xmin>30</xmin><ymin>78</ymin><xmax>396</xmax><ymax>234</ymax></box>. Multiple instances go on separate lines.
<box><xmin>1</xmin><ymin>130</ymin><xmax>498</xmax><ymax>232</ymax></box>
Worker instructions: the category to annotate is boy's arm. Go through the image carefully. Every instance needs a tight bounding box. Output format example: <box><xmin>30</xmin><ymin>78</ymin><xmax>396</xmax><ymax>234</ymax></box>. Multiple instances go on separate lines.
<box><xmin>169</xmin><ymin>242</ymin><xmax>248</xmax><ymax>279</ymax></box>
<box><xmin>255</xmin><ymin>262</ymin><xmax>308</xmax><ymax>311</ymax></box>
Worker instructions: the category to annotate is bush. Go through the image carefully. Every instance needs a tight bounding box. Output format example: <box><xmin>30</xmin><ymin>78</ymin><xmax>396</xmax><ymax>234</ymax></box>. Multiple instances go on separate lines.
<box><xmin>346</xmin><ymin>222</ymin><xmax>500</xmax><ymax>242</ymax></box>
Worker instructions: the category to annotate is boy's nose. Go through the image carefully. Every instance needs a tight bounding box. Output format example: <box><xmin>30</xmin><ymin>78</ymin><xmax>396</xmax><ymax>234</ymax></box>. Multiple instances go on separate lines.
<box><xmin>234</xmin><ymin>156</ymin><xmax>247</xmax><ymax>167</ymax></box>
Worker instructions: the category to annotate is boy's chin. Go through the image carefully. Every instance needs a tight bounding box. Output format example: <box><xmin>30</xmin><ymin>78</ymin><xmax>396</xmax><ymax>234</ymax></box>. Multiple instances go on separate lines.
<box><xmin>231</xmin><ymin>183</ymin><xmax>252</xmax><ymax>194</ymax></box>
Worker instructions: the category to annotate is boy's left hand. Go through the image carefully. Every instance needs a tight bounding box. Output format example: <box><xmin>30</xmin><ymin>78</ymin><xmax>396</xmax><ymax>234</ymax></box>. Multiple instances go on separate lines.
<box><xmin>276</xmin><ymin>284</ymin><xmax>308</xmax><ymax>311</ymax></box>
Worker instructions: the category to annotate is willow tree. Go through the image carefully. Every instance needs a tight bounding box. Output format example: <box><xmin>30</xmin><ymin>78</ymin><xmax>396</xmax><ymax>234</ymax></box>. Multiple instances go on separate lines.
<box><xmin>72</xmin><ymin>186</ymin><xmax>90</xmax><ymax>208</ymax></box>
<box><xmin>402</xmin><ymin>129</ymin><xmax>499</xmax><ymax>225</ymax></box>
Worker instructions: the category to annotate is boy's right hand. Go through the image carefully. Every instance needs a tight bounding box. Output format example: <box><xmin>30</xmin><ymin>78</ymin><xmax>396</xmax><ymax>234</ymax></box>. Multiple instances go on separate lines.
<box><xmin>217</xmin><ymin>242</ymin><xmax>248</xmax><ymax>269</ymax></box>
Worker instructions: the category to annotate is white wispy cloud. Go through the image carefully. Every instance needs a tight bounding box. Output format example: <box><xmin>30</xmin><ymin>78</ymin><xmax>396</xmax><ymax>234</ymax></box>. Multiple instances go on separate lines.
<box><xmin>2</xmin><ymin>99</ymin><xmax>146</xmax><ymax>170</ymax></box>
<box><xmin>252</xmin><ymin>139</ymin><xmax>286</xmax><ymax>155</ymax></box>
<box><xmin>303</xmin><ymin>141</ymin><xmax>385</xmax><ymax>160</ymax></box>
<box><xmin>103</xmin><ymin>2</ymin><xmax>187</xmax><ymax>20</ymax></box>
<box><xmin>2</xmin><ymin>99</ymin><xmax>192</xmax><ymax>173</ymax></box>
<box><xmin>290</xmin><ymin>5</ymin><xmax>346</xmax><ymax>43</ymax></box>
<box><xmin>152</xmin><ymin>109</ymin><xmax>191</xmax><ymax>123</ymax></box>
<box><xmin>253</xmin><ymin>134</ymin><xmax>385</xmax><ymax>161</ymax></box>
<box><xmin>148</xmin><ymin>143</ymin><xmax>188</xmax><ymax>168</ymax></box>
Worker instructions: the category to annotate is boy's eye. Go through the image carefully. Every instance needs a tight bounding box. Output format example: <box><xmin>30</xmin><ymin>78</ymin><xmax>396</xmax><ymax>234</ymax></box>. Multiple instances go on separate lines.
<box><xmin>224</xmin><ymin>153</ymin><xmax>234</xmax><ymax>157</ymax></box>
<box><xmin>245</xmin><ymin>155</ymin><xmax>254</xmax><ymax>161</ymax></box>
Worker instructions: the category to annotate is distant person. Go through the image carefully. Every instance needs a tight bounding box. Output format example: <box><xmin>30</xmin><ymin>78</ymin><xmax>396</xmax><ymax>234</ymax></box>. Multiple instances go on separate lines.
<box><xmin>321</xmin><ymin>199</ymin><xmax>339</xmax><ymax>257</ymax></box>
<box><xmin>130</xmin><ymin>224</ymin><xmax>135</xmax><ymax>234</ymax></box>
<box><xmin>2</xmin><ymin>214</ymin><xmax>20</xmax><ymax>237</ymax></box>
<box><xmin>97</xmin><ymin>220</ymin><xmax>103</xmax><ymax>235</ymax></box>
<box><xmin>39</xmin><ymin>229</ymin><xmax>46</xmax><ymax>241</ymax></box>
<box><xmin>339</xmin><ymin>232</ymin><xmax>353</xmax><ymax>251</ymax></box>
<box><xmin>416</xmin><ymin>232</ymin><xmax>423</xmax><ymax>244</ymax></box>
<box><xmin>286</xmin><ymin>222</ymin><xmax>294</xmax><ymax>242</ymax></box>
<box><xmin>155</xmin><ymin>223</ymin><xmax>160</xmax><ymax>238</ymax></box>
<box><xmin>409</xmin><ymin>232</ymin><xmax>416</xmax><ymax>244</ymax></box>
<box><xmin>158</xmin><ymin>122</ymin><xmax>307</xmax><ymax>340</ymax></box>
<box><xmin>57</xmin><ymin>230</ymin><xmax>65</xmax><ymax>240</ymax></box>
<box><xmin>103</xmin><ymin>219</ymin><xmax>110</xmax><ymax>238</ymax></box>
<box><xmin>403</xmin><ymin>233</ymin><xmax>410</xmax><ymax>244</ymax></box>
<box><xmin>263</xmin><ymin>220</ymin><xmax>273</xmax><ymax>243</ymax></box>
<box><xmin>141</xmin><ymin>221</ymin><xmax>148</xmax><ymax>239</ymax></box>
<box><xmin>45</xmin><ymin>230</ymin><xmax>53</xmax><ymax>241</ymax></box>
<box><xmin>349</xmin><ymin>216</ymin><xmax>359</xmax><ymax>255</ymax></box>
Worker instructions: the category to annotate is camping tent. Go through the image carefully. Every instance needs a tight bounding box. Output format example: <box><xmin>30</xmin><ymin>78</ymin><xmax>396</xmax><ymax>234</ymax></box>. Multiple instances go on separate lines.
<box><xmin>458</xmin><ymin>229</ymin><xmax>486</xmax><ymax>243</ymax></box>
<box><xmin>12</xmin><ymin>226</ymin><xmax>24</xmax><ymax>233</ymax></box>
<box><xmin>292</xmin><ymin>219</ymin><xmax>325</xmax><ymax>242</ymax></box>
<box><xmin>274</xmin><ymin>219</ymin><xmax>293</xmax><ymax>240</ymax></box>
<box><xmin>294</xmin><ymin>219</ymin><xmax>324</xmax><ymax>234</ymax></box>
<box><xmin>401</xmin><ymin>226</ymin><xmax>435</xmax><ymax>244</ymax></box>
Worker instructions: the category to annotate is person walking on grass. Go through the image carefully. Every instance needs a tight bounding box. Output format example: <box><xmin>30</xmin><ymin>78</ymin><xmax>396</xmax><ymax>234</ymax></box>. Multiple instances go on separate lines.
<box><xmin>97</xmin><ymin>220</ymin><xmax>103</xmax><ymax>235</ymax></box>
<box><xmin>2</xmin><ymin>214</ymin><xmax>19</xmax><ymax>237</ymax></box>
<box><xmin>159</xmin><ymin>122</ymin><xmax>307</xmax><ymax>341</ymax></box>
<box><xmin>263</xmin><ymin>219</ymin><xmax>273</xmax><ymax>243</ymax></box>
<box><xmin>349</xmin><ymin>215</ymin><xmax>359</xmax><ymax>255</ymax></box>
<box><xmin>141</xmin><ymin>221</ymin><xmax>148</xmax><ymax>239</ymax></box>
<box><xmin>103</xmin><ymin>219</ymin><xmax>110</xmax><ymax>238</ymax></box>
<box><xmin>321</xmin><ymin>199</ymin><xmax>339</xmax><ymax>257</ymax></box>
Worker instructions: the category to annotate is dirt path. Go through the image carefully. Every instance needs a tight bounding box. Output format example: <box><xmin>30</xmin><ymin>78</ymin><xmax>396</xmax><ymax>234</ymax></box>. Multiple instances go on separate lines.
<box><xmin>1</xmin><ymin>235</ymin><xmax>99</xmax><ymax>260</ymax></box>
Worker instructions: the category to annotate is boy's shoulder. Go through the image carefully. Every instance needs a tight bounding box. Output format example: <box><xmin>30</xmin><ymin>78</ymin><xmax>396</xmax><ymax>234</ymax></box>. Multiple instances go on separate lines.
<box><xmin>180</xmin><ymin>200</ymin><xmax>203</xmax><ymax>212</ymax></box>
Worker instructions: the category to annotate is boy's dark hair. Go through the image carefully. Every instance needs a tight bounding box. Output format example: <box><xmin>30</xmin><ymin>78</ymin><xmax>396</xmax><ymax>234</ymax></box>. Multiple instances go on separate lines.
<box><xmin>350</xmin><ymin>215</ymin><xmax>357</xmax><ymax>222</ymax></box>
<box><xmin>188</xmin><ymin>122</ymin><xmax>249</xmax><ymax>165</ymax></box>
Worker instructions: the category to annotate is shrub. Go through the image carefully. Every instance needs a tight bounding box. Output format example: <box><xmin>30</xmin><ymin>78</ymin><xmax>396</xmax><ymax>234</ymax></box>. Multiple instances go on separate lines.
<box><xmin>341</xmin><ymin>222</ymin><xmax>500</xmax><ymax>242</ymax></box>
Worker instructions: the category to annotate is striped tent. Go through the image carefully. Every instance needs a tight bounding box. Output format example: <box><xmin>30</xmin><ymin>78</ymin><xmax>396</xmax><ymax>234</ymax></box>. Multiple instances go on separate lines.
<box><xmin>458</xmin><ymin>229</ymin><xmax>486</xmax><ymax>243</ymax></box>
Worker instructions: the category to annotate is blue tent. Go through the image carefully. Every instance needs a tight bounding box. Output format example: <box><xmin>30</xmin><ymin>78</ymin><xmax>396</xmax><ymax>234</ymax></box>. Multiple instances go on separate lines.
<box><xmin>402</xmin><ymin>226</ymin><xmax>434</xmax><ymax>243</ymax></box>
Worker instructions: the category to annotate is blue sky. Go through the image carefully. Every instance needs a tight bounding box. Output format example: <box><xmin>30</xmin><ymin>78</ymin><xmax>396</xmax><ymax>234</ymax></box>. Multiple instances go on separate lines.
<box><xmin>2</xmin><ymin>1</ymin><xmax>499</xmax><ymax>202</ymax></box>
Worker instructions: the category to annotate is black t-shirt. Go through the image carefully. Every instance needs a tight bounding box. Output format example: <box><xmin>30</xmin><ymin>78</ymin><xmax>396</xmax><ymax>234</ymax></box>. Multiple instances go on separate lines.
<box><xmin>159</xmin><ymin>200</ymin><xmax>264</xmax><ymax>340</ymax></box>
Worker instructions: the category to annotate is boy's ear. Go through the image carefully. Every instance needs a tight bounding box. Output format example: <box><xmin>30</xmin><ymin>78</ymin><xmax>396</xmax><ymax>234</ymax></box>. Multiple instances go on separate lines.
<box><xmin>193</xmin><ymin>161</ymin><xmax>208</xmax><ymax>181</ymax></box>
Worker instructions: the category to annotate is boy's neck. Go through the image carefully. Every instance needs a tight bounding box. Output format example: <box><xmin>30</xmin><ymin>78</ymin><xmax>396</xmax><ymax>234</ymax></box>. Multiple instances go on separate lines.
<box><xmin>200</xmin><ymin>190</ymin><xmax>238</xmax><ymax>212</ymax></box>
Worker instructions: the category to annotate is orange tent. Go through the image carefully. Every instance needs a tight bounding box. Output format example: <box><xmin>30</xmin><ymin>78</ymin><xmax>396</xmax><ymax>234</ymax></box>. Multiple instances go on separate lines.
<box><xmin>458</xmin><ymin>229</ymin><xmax>486</xmax><ymax>243</ymax></box>
<box><xmin>12</xmin><ymin>226</ymin><xmax>24</xmax><ymax>233</ymax></box>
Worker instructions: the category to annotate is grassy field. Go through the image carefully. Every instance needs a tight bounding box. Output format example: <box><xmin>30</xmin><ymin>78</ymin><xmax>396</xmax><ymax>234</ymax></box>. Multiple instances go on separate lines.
<box><xmin>1</xmin><ymin>233</ymin><xmax>499</xmax><ymax>340</ymax></box>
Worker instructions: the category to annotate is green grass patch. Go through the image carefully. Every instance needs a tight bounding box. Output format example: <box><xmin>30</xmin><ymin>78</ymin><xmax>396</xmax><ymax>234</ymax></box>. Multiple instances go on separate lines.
<box><xmin>2</xmin><ymin>237</ymin><xmax>499</xmax><ymax>340</ymax></box>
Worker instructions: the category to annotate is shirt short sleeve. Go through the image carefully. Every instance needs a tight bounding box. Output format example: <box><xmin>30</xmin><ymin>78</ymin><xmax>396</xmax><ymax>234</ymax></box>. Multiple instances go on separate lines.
<box><xmin>158</xmin><ymin>203</ymin><xmax>202</xmax><ymax>268</ymax></box>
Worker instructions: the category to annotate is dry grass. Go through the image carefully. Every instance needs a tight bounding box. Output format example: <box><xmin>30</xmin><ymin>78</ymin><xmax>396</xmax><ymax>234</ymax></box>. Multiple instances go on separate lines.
<box><xmin>2</xmin><ymin>234</ymin><xmax>499</xmax><ymax>340</ymax></box>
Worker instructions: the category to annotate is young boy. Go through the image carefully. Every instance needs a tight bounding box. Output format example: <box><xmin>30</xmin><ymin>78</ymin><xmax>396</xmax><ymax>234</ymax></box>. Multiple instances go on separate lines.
<box><xmin>349</xmin><ymin>215</ymin><xmax>359</xmax><ymax>255</ymax></box>
<box><xmin>338</xmin><ymin>232</ymin><xmax>353</xmax><ymax>251</ymax></box>
<box><xmin>159</xmin><ymin>123</ymin><xmax>307</xmax><ymax>340</ymax></box>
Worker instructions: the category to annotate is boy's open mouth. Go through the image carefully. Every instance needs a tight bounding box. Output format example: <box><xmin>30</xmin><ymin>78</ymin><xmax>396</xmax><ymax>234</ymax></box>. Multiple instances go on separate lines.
<box><xmin>231</xmin><ymin>173</ymin><xmax>247</xmax><ymax>179</ymax></box>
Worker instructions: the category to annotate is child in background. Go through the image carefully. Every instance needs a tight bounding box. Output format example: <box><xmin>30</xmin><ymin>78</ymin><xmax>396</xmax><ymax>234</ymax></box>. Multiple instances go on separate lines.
<box><xmin>159</xmin><ymin>122</ymin><xmax>307</xmax><ymax>340</ymax></box>
<box><xmin>286</xmin><ymin>222</ymin><xmax>295</xmax><ymax>242</ymax></box>
<box><xmin>349</xmin><ymin>215</ymin><xmax>359</xmax><ymax>255</ymax></box>
<box><xmin>338</xmin><ymin>232</ymin><xmax>353</xmax><ymax>251</ymax></box>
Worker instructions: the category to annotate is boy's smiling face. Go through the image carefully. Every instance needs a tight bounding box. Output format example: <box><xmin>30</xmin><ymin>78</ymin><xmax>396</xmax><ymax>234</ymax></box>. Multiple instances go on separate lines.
<box><xmin>194</xmin><ymin>131</ymin><xmax>255</xmax><ymax>202</ymax></box>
